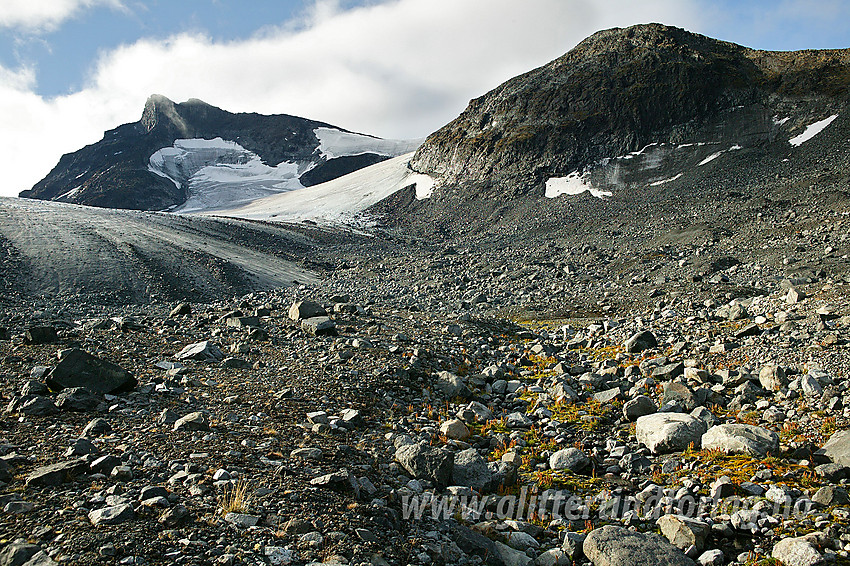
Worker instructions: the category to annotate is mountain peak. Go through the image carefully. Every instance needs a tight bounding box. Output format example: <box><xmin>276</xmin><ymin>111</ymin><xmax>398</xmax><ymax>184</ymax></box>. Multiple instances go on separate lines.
<box><xmin>140</xmin><ymin>94</ymin><xmax>191</xmax><ymax>136</ymax></box>
<box><xmin>410</xmin><ymin>25</ymin><xmax>850</xmax><ymax>193</ymax></box>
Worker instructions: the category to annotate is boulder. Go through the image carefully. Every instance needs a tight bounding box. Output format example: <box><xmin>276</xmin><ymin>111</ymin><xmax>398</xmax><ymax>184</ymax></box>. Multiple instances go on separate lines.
<box><xmin>657</xmin><ymin>514</ymin><xmax>710</xmax><ymax>552</ymax></box>
<box><xmin>771</xmin><ymin>536</ymin><xmax>824</xmax><ymax>566</ymax></box>
<box><xmin>46</xmin><ymin>349</ymin><xmax>136</xmax><ymax>394</ymax></box>
<box><xmin>301</xmin><ymin>317</ymin><xmax>337</xmax><ymax>336</ymax></box>
<box><xmin>440</xmin><ymin>419</ymin><xmax>470</xmax><ymax>440</ymax></box>
<box><xmin>823</xmin><ymin>429</ymin><xmax>850</xmax><ymax>467</ymax></box>
<box><xmin>288</xmin><ymin>300</ymin><xmax>326</xmax><ymax>321</ymax></box>
<box><xmin>758</xmin><ymin>364</ymin><xmax>786</xmax><ymax>391</ymax></box>
<box><xmin>395</xmin><ymin>443</ymin><xmax>453</xmax><ymax>488</ymax></box>
<box><xmin>701</xmin><ymin>424</ymin><xmax>779</xmax><ymax>457</ymax></box>
<box><xmin>548</xmin><ymin>448</ymin><xmax>590</xmax><ymax>472</ymax></box>
<box><xmin>623</xmin><ymin>396</ymin><xmax>656</xmax><ymax>421</ymax></box>
<box><xmin>452</xmin><ymin>448</ymin><xmax>492</xmax><ymax>492</ymax></box>
<box><xmin>174</xmin><ymin>341</ymin><xmax>223</xmax><ymax>361</ymax></box>
<box><xmin>24</xmin><ymin>326</ymin><xmax>58</xmax><ymax>345</ymax></box>
<box><xmin>173</xmin><ymin>412</ymin><xmax>211</xmax><ymax>432</ymax></box>
<box><xmin>625</xmin><ymin>331</ymin><xmax>657</xmax><ymax>354</ymax></box>
<box><xmin>583</xmin><ymin>525</ymin><xmax>696</xmax><ymax>566</ymax></box>
<box><xmin>89</xmin><ymin>503</ymin><xmax>134</xmax><ymax>526</ymax></box>
<box><xmin>54</xmin><ymin>387</ymin><xmax>100</xmax><ymax>412</ymax></box>
<box><xmin>434</xmin><ymin>371</ymin><xmax>471</xmax><ymax>400</ymax></box>
<box><xmin>636</xmin><ymin>413</ymin><xmax>706</xmax><ymax>454</ymax></box>
<box><xmin>25</xmin><ymin>460</ymin><xmax>89</xmax><ymax>488</ymax></box>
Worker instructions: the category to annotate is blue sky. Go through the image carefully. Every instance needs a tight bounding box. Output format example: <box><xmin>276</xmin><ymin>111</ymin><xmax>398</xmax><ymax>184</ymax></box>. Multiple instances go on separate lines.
<box><xmin>0</xmin><ymin>0</ymin><xmax>849</xmax><ymax>197</ymax></box>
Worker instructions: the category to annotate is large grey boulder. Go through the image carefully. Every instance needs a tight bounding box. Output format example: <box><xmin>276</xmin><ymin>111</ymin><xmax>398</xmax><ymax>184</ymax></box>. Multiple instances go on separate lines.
<box><xmin>625</xmin><ymin>331</ymin><xmax>657</xmax><ymax>354</ymax></box>
<box><xmin>657</xmin><ymin>514</ymin><xmax>710</xmax><ymax>552</ymax></box>
<box><xmin>46</xmin><ymin>349</ymin><xmax>135</xmax><ymax>394</ymax></box>
<box><xmin>434</xmin><ymin>371</ymin><xmax>471</xmax><ymax>400</ymax></box>
<box><xmin>493</xmin><ymin>541</ymin><xmax>534</xmax><ymax>566</ymax></box>
<box><xmin>701</xmin><ymin>424</ymin><xmax>779</xmax><ymax>457</ymax></box>
<box><xmin>822</xmin><ymin>429</ymin><xmax>850</xmax><ymax>467</ymax></box>
<box><xmin>548</xmin><ymin>448</ymin><xmax>590</xmax><ymax>472</ymax></box>
<box><xmin>583</xmin><ymin>525</ymin><xmax>696</xmax><ymax>566</ymax></box>
<box><xmin>636</xmin><ymin>413</ymin><xmax>706</xmax><ymax>454</ymax></box>
<box><xmin>771</xmin><ymin>536</ymin><xmax>825</xmax><ymax>566</ymax></box>
<box><xmin>395</xmin><ymin>443</ymin><xmax>453</xmax><ymax>488</ymax></box>
<box><xmin>288</xmin><ymin>300</ymin><xmax>326</xmax><ymax>321</ymax></box>
<box><xmin>452</xmin><ymin>448</ymin><xmax>492</xmax><ymax>492</ymax></box>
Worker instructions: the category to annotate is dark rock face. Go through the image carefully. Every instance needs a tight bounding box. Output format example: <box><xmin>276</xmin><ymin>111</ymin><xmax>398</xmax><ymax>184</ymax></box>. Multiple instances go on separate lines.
<box><xmin>410</xmin><ymin>23</ymin><xmax>850</xmax><ymax>195</ymax></box>
<box><xmin>20</xmin><ymin>95</ymin><xmax>393</xmax><ymax>211</ymax></box>
<box><xmin>46</xmin><ymin>349</ymin><xmax>136</xmax><ymax>394</ymax></box>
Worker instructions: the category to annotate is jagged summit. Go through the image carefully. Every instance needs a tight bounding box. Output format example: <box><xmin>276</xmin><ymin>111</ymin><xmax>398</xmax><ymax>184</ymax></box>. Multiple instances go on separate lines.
<box><xmin>409</xmin><ymin>23</ymin><xmax>850</xmax><ymax>195</ymax></box>
<box><xmin>21</xmin><ymin>95</ymin><xmax>419</xmax><ymax>211</ymax></box>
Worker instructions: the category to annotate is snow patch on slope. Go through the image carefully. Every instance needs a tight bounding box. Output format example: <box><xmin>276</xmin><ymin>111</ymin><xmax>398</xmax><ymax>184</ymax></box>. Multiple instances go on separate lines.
<box><xmin>149</xmin><ymin>138</ymin><xmax>310</xmax><ymax>213</ymax></box>
<box><xmin>314</xmin><ymin>128</ymin><xmax>423</xmax><ymax>159</ymax></box>
<box><xmin>207</xmin><ymin>153</ymin><xmax>435</xmax><ymax>225</ymax></box>
<box><xmin>789</xmin><ymin>115</ymin><xmax>838</xmax><ymax>146</ymax></box>
<box><xmin>545</xmin><ymin>172</ymin><xmax>612</xmax><ymax>199</ymax></box>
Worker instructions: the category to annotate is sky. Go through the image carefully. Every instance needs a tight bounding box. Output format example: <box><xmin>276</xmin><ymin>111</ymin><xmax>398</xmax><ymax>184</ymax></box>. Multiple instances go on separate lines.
<box><xmin>1</xmin><ymin>0</ymin><xmax>849</xmax><ymax>198</ymax></box>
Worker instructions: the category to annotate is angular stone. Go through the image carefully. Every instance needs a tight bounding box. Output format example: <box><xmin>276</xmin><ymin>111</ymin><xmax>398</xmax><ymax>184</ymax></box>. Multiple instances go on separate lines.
<box><xmin>623</xmin><ymin>396</ymin><xmax>656</xmax><ymax>421</ymax></box>
<box><xmin>660</xmin><ymin>382</ymin><xmax>696</xmax><ymax>411</ymax></box>
<box><xmin>82</xmin><ymin>417</ymin><xmax>112</xmax><ymax>437</ymax></box>
<box><xmin>301</xmin><ymin>316</ymin><xmax>336</xmax><ymax>336</ymax></box>
<box><xmin>46</xmin><ymin>349</ymin><xmax>135</xmax><ymax>394</ymax></box>
<box><xmin>813</xmin><ymin>485</ymin><xmax>850</xmax><ymax>507</ymax></box>
<box><xmin>823</xmin><ymin>429</ymin><xmax>850</xmax><ymax>467</ymax></box>
<box><xmin>54</xmin><ymin>387</ymin><xmax>100</xmax><ymax>412</ymax></box>
<box><xmin>452</xmin><ymin>448</ymin><xmax>491</xmax><ymax>492</ymax></box>
<box><xmin>657</xmin><ymin>514</ymin><xmax>710</xmax><ymax>552</ymax></box>
<box><xmin>434</xmin><ymin>371</ymin><xmax>471</xmax><ymax>400</ymax></box>
<box><xmin>89</xmin><ymin>503</ymin><xmax>134</xmax><ymax>526</ymax></box>
<box><xmin>169</xmin><ymin>302</ymin><xmax>191</xmax><ymax>317</ymax></box>
<box><xmin>395</xmin><ymin>443</ymin><xmax>453</xmax><ymax>488</ymax></box>
<box><xmin>174</xmin><ymin>341</ymin><xmax>223</xmax><ymax>361</ymax></box>
<box><xmin>226</xmin><ymin>316</ymin><xmax>260</xmax><ymax>329</ymax></box>
<box><xmin>224</xmin><ymin>512</ymin><xmax>259</xmax><ymax>528</ymax></box>
<box><xmin>16</xmin><ymin>396</ymin><xmax>58</xmax><ymax>416</ymax></box>
<box><xmin>758</xmin><ymin>364</ymin><xmax>786</xmax><ymax>391</ymax></box>
<box><xmin>24</xmin><ymin>326</ymin><xmax>58</xmax><ymax>345</ymax></box>
<box><xmin>173</xmin><ymin>412</ymin><xmax>210</xmax><ymax>432</ymax></box>
<box><xmin>593</xmin><ymin>387</ymin><xmax>622</xmax><ymax>403</ymax></box>
<box><xmin>701</xmin><ymin>424</ymin><xmax>779</xmax><ymax>457</ymax></box>
<box><xmin>625</xmin><ymin>331</ymin><xmax>657</xmax><ymax>354</ymax></box>
<box><xmin>440</xmin><ymin>419</ymin><xmax>470</xmax><ymax>440</ymax></box>
<box><xmin>583</xmin><ymin>525</ymin><xmax>696</xmax><ymax>566</ymax></box>
<box><xmin>25</xmin><ymin>460</ymin><xmax>89</xmax><ymax>487</ymax></box>
<box><xmin>636</xmin><ymin>413</ymin><xmax>706</xmax><ymax>454</ymax></box>
<box><xmin>288</xmin><ymin>300</ymin><xmax>326</xmax><ymax>321</ymax></box>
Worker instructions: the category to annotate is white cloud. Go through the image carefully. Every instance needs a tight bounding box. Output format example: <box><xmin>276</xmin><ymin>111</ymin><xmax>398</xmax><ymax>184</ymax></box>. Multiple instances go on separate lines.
<box><xmin>0</xmin><ymin>0</ymin><xmax>124</xmax><ymax>32</ymax></box>
<box><xmin>0</xmin><ymin>0</ymin><xmax>701</xmax><ymax>197</ymax></box>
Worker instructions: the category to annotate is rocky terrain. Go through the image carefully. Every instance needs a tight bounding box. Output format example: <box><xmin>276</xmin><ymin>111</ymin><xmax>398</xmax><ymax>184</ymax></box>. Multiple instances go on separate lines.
<box><xmin>1</xmin><ymin>22</ymin><xmax>850</xmax><ymax>566</ymax></box>
<box><xmin>1</xmin><ymin>206</ymin><xmax>849</xmax><ymax>565</ymax></box>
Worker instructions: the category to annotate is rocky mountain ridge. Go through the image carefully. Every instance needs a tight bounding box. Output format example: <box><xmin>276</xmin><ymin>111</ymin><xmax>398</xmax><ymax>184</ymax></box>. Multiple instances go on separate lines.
<box><xmin>410</xmin><ymin>23</ymin><xmax>850</xmax><ymax>197</ymax></box>
<box><xmin>20</xmin><ymin>95</ymin><xmax>413</xmax><ymax>211</ymax></box>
